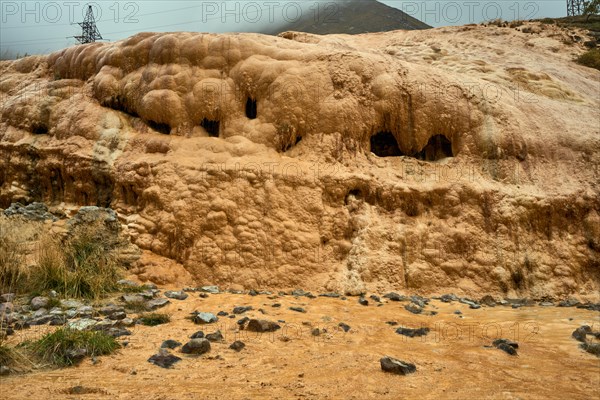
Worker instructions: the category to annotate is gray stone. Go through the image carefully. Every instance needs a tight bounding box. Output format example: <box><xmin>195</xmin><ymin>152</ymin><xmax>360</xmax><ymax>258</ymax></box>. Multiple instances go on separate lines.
<box><xmin>67</xmin><ymin>318</ymin><xmax>98</xmax><ymax>331</ymax></box>
<box><xmin>493</xmin><ymin>338</ymin><xmax>519</xmax><ymax>355</ymax></box>
<box><xmin>358</xmin><ymin>298</ymin><xmax>369</xmax><ymax>306</ymax></box>
<box><xmin>181</xmin><ymin>338</ymin><xmax>211</xmax><ymax>355</ymax></box>
<box><xmin>580</xmin><ymin>342</ymin><xmax>600</xmax><ymax>357</ymax></box>
<box><xmin>289</xmin><ymin>306</ymin><xmax>306</xmax><ymax>313</ymax></box>
<box><xmin>319</xmin><ymin>292</ymin><xmax>341</xmax><ymax>298</ymax></box>
<box><xmin>99</xmin><ymin>305</ymin><xmax>124</xmax><ymax>316</ymax></box>
<box><xmin>165</xmin><ymin>291</ymin><xmax>188</xmax><ymax>300</ymax></box>
<box><xmin>121</xmin><ymin>294</ymin><xmax>145</xmax><ymax>304</ymax></box>
<box><xmin>0</xmin><ymin>293</ymin><xmax>15</xmax><ymax>303</ymax></box>
<box><xmin>380</xmin><ymin>356</ymin><xmax>417</xmax><ymax>375</ymax></box>
<box><xmin>201</xmin><ymin>286</ymin><xmax>219</xmax><ymax>294</ymax></box>
<box><xmin>148</xmin><ymin>348</ymin><xmax>182</xmax><ymax>368</ymax></box>
<box><xmin>246</xmin><ymin>319</ymin><xmax>281</xmax><ymax>332</ymax></box>
<box><xmin>109</xmin><ymin>311</ymin><xmax>127</xmax><ymax>320</ymax></box>
<box><xmin>206</xmin><ymin>330</ymin><xmax>224</xmax><ymax>342</ymax></box>
<box><xmin>229</xmin><ymin>340</ymin><xmax>245</xmax><ymax>351</ymax></box>
<box><xmin>192</xmin><ymin>312</ymin><xmax>218</xmax><ymax>324</ymax></box>
<box><xmin>480</xmin><ymin>295</ymin><xmax>496</xmax><ymax>307</ymax></box>
<box><xmin>0</xmin><ymin>303</ymin><xmax>13</xmax><ymax>314</ymax></box>
<box><xmin>31</xmin><ymin>296</ymin><xmax>49</xmax><ymax>310</ymax></box>
<box><xmin>572</xmin><ymin>326</ymin><xmax>591</xmax><ymax>342</ymax></box>
<box><xmin>147</xmin><ymin>298</ymin><xmax>170</xmax><ymax>310</ymax></box>
<box><xmin>3</xmin><ymin>202</ymin><xmax>58</xmax><ymax>221</ymax></box>
<box><xmin>383</xmin><ymin>292</ymin><xmax>407</xmax><ymax>302</ymax></box>
<box><xmin>190</xmin><ymin>331</ymin><xmax>205</xmax><ymax>339</ymax></box>
<box><xmin>396</xmin><ymin>327</ymin><xmax>430</xmax><ymax>338</ymax></box>
<box><xmin>60</xmin><ymin>299</ymin><xmax>84</xmax><ymax>309</ymax></box>
<box><xmin>404</xmin><ymin>303</ymin><xmax>422</xmax><ymax>314</ymax></box>
<box><xmin>338</xmin><ymin>322</ymin><xmax>351</xmax><ymax>332</ymax></box>
<box><xmin>117</xmin><ymin>279</ymin><xmax>139</xmax><ymax>287</ymax></box>
<box><xmin>33</xmin><ymin>308</ymin><xmax>48</xmax><ymax>318</ymax></box>
<box><xmin>440</xmin><ymin>294</ymin><xmax>458</xmax><ymax>303</ymax></box>
<box><xmin>161</xmin><ymin>339</ymin><xmax>182</xmax><ymax>349</ymax></box>
<box><xmin>232</xmin><ymin>306</ymin><xmax>253</xmax><ymax>314</ymax></box>
<box><xmin>370</xmin><ymin>295</ymin><xmax>382</xmax><ymax>303</ymax></box>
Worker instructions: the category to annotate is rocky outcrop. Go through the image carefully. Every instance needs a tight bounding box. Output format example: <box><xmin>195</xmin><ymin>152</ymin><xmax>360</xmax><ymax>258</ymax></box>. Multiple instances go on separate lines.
<box><xmin>0</xmin><ymin>22</ymin><xmax>598</xmax><ymax>298</ymax></box>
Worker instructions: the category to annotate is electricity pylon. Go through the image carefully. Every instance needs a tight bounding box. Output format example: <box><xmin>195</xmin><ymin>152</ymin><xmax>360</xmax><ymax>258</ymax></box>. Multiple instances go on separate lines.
<box><xmin>73</xmin><ymin>5</ymin><xmax>103</xmax><ymax>44</ymax></box>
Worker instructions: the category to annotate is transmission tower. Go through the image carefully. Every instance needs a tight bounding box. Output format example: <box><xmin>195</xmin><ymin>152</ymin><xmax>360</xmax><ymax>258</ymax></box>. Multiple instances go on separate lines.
<box><xmin>73</xmin><ymin>5</ymin><xmax>103</xmax><ymax>44</ymax></box>
<box><xmin>567</xmin><ymin>0</ymin><xmax>585</xmax><ymax>16</ymax></box>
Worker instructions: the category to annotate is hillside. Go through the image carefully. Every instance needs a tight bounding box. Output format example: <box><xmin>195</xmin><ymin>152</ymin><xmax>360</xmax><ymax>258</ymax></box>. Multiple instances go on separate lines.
<box><xmin>263</xmin><ymin>0</ymin><xmax>431</xmax><ymax>35</ymax></box>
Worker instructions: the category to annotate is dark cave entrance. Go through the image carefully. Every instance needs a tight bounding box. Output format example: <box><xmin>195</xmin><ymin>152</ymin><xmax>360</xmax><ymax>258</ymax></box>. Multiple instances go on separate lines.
<box><xmin>416</xmin><ymin>134</ymin><xmax>453</xmax><ymax>161</ymax></box>
<box><xmin>370</xmin><ymin>131</ymin><xmax>403</xmax><ymax>157</ymax></box>
<box><xmin>245</xmin><ymin>97</ymin><xmax>257</xmax><ymax>119</ymax></box>
<box><xmin>148</xmin><ymin>120</ymin><xmax>171</xmax><ymax>135</ymax></box>
<box><xmin>201</xmin><ymin>118</ymin><xmax>220</xmax><ymax>137</ymax></box>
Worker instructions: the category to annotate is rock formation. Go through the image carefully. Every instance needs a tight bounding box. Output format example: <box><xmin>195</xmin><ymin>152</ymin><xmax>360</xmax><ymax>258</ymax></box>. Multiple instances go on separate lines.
<box><xmin>0</xmin><ymin>22</ymin><xmax>598</xmax><ymax>298</ymax></box>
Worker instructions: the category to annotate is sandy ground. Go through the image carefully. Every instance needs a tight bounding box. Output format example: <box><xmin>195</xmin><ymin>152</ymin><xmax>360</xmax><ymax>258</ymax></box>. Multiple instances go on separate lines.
<box><xmin>1</xmin><ymin>290</ymin><xmax>599</xmax><ymax>400</ymax></box>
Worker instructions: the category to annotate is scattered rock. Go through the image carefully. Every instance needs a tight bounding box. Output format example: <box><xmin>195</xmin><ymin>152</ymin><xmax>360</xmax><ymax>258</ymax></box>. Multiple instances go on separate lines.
<box><xmin>454</xmin><ymin>310</ymin><xmax>462</xmax><ymax>315</ymax></box>
<box><xmin>370</xmin><ymin>295</ymin><xmax>381</xmax><ymax>303</ymax></box>
<box><xmin>493</xmin><ymin>338</ymin><xmax>519</xmax><ymax>355</ymax></box>
<box><xmin>383</xmin><ymin>292</ymin><xmax>407</xmax><ymax>302</ymax></box>
<box><xmin>161</xmin><ymin>339</ymin><xmax>182</xmax><ymax>349</ymax></box>
<box><xmin>108</xmin><ymin>311</ymin><xmax>127</xmax><ymax>320</ymax></box>
<box><xmin>246</xmin><ymin>319</ymin><xmax>281</xmax><ymax>332</ymax></box>
<box><xmin>0</xmin><ymin>293</ymin><xmax>15</xmax><ymax>303</ymax></box>
<box><xmin>386</xmin><ymin>321</ymin><xmax>398</xmax><ymax>326</ymax></box>
<box><xmin>237</xmin><ymin>317</ymin><xmax>250</xmax><ymax>326</ymax></box>
<box><xmin>289</xmin><ymin>306</ymin><xmax>306</xmax><ymax>313</ymax></box>
<box><xmin>229</xmin><ymin>341</ymin><xmax>245</xmax><ymax>351</ymax></box>
<box><xmin>30</xmin><ymin>296</ymin><xmax>49</xmax><ymax>310</ymax></box>
<box><xmin>60</xmin><ymin>299</ymin><xmax>85</xmax><ymax>309</ymax></box>
<box><xmin>396</xmin><ymin>327</ymin><xmax>430</xmax><ymax>338</ymax></box>
<box><xmin>66</xmin><ymin>318</ymin><xmax>97</xmax><ymax>331</ymax></box>
<box><xmin>440</xmin><ymin>294</ymin><xmax>458</xmax><ymax>303</ymax></box>
<box><xmin>272</xmin><ymin>303</ymin><xmax>281</xmax><ymax>308</ymax></box>
<box><xmin>147</xmin><ymin>298</ymin><xmax>170</xmax><ymax>310</ymax></box>
<box><xmin>572</xmin><ymin>326</ymin><xmax>592</xmax><ymax>342</ymax></box>
<box><xmin>248</xmin><ymin>290</ymin><xmax>258</xmax><ymax>296</ymax></box>
<box><xmin>380</xmin><ymin>356</ymin><xmax>416</xmax><ymax>375</ymax></box>
<box><xmin>121</xmin><ymin>294</ymin><xmax>145</xmax><ymax>305</ymax></box>
<box><xmin>233</xmin><ymin>306</ymin><xmax>253</xmax><ymax>314</ymax></box>
<box><xmin>580</xmin><ymin>342</ymin><xmax>600</xmax><ymax>357</ymax></box>
<box><xmin>404</xmin><ymin>303</ymin><xmax>422</xmax><ymax>314</ymax></box>
<box><xmin>217</xmin><ymin>311</ymin><xmax>228</xmax><ymax>316</ymax></box>
<box><xmin>181</xmin><ymin>338</ymin><xmax>211</xmax><ymax>355</ymax></box>
<box><xmin>190</xmin><ymin>331</ymin><xmax>205</xmax><ymax>339</ymax></box>
<box><xmin>311</xmin><ymin>328</ymin><xmax>321</xmax><ymax>336</ymax></box>
<box><xmin>148</xmin><ymin>348</ymin><xmax>182</xmax><ymax>368</ymax></box>
<box><xmin>539</xmin><ymin>301</ymin><xmax>554</xmax><ymax>307</ymax></box>
<box><xmin>338</xmin><ymin>322</ymin><xmax>351</xmax><ymax>332</ymax></box>
<box><xmin>192</xmin><ymin>312</ymin><xmax>218</xmax><ymax>324</ymax></box>
<box><xmin>201</xmin><ymin>286</ymin><xmax>219</xmax><ymax>294</ymax></box>
<box><xmin>358</xmin><ymin>297</ymin><xmax>369</xmax><ymax>306</ymax></box>
<box><xmin>117</xmin><ymin>279</ymin><xmax>139</xmax><ymax>287</ymax></box>
<box><xmin>198</xmin><ymin>293</ymin><xmax>209</xmax><ymax>298</ymax></box>
<box><xmin>3</xmin><ymin>202</ymin><xmax>58</xmax><ymax>221</ymax></box>
<box><xmin>319</xmin><ymin>292</ymin><xmax>341</xmax><ymax>298</ymax></box>
<box><xmin>480</xmin><ymin>295</ymin><xmax>496</xmax><ymax>307</ymax></box>
<box><xmin>164</xmin><ymin>291</ymin><xmax>188</xmax><ymax>300</ymax></box>
<box><xmin>99</xmin><ymin>305</ymin><xmax>124</xmax><ymax>316</ymax></box>
<box><xmin>206</xmin><ymin>330</ymin><xmax>224</xmax><ymax>342</ymax></box>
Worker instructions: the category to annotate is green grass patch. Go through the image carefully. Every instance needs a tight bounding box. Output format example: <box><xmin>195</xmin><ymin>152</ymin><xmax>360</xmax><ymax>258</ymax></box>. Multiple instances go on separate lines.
<box><xmin>576</xmin><ymin>49</ymin><xmax>600</xmax><ymax>70</ymax></box>
<box><xmin>139</xmin><ymin>313</ymin><xmax>170</xmax><ymax>326</ymax></box>
<box><xmin>28</xmin><ymin>328</ymin><xmax>119</xmax><ymax>367</ymax></box>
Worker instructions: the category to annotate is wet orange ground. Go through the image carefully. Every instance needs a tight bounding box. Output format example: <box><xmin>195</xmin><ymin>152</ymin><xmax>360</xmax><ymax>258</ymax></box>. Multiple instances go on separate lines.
<box><xmin>1</xmin><ymin>291</ymin><xmax>599</xmax><ymax>399</ymax></box>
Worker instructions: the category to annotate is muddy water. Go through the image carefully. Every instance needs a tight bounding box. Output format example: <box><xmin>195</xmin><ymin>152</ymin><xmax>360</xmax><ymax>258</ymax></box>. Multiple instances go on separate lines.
<box><xmin>2</xmin><ymin>292</ymin><xmax>599</xmax><ymax>399</ymax></box>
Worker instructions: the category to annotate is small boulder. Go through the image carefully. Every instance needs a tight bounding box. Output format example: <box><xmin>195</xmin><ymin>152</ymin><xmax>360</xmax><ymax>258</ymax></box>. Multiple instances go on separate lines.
<box><xmin>181</xmin><ymin>338</ymin><xmax>211</xmax><ymax>355</ymax></box>
<box><xmin>370</xmin><ymin>295</ymin><xmax>381</xmax><ymax>303</ymax></box>
<box><xmin>164</xmin><ymin>291</ymin><xmax>188</xmax><ymax>301</ymax></box>
<box><xmin>161</xmin><ymin>339</ymin><xmax>182</xmax><ymax>349</ymax></box>
<box><xmin>289</xmin><ymin>306</ymin><xmax>306</xmax><ymax>313</ymax></box>
<box><xmin>233</xmin><ymin>306</ymin><xmax>253</xmax><ymax>314</ymax></box>
<box><xmin>206</xmin><ymin>330</ymin><xmax>224</xmax><ymax>342</ymax></box>
<box><xmin>229</xmin><ymin>341</ymin><xmax>245</xmax><ymax>351</ymax></box>
<box><xmin>383</xmin><ymin>292</ymin><xmax>407</xmax><ymax>302</ymax></box>
<box><xmin>30</xmin><ymin>296</ymin><xmax>49</xmax><ymax>311</ymax></box>
<box><xmin>396</xmin><ymin>327</ymin><xmax>430</xmax><ymax>338</ymax></box>
<box><xmin>580</xmin><ymin>342</ymin><xmax>600</xmax><ymax>357</ymax></box>
<box><xmin>358</xmin><ymin>297</ymin><xmax>369</xmax><ymax>306</ymax></box>
<box><xmin>60</xmin><ymin>299</ymin><xmax>84</xmax><ymax>309</ymax></box>
<box><xmin>190</xmin><ymin>331</ymin><xmax>205</xmax><ymax>339</ymax></box>
<box><xmin>338</xmin><ymin>322</ymin><xmax>351</xmax><ymax>332</ymax></box>
<box><xmin>246</xmin><ymin>319</ymin><xmax>281</xmax><ymax>332</ymax></box>
<box><xmin>440</xmin><ymin>294</ymin><xmax>458</xmax><ymax>303</ymax></box>
<box><xmin>146</xmin><ymin>298</ymin><xmax>170</xmax><ymax>310</ymax></box>
<box><xmin>572</xmin><ymin>326</ymin><xmax>591</xmax><ymax>342</ymax></box>
<box><xmin>493</xmin><ymin>338</ymin><xmax>519</xmax><ymax>355</ymax></box>
<box><xmin>201</xmin><ymin>286</ymin><xmax>219</xmax><ymax>294</ymax></box>
<box><xmin>148</xmin><ymin>349</ymin><xmax>182</xmax><ymax>368</ymax></box>
<box><xmin>192</xmin><ymin>312</ymin><xmax>218</xmax><ymax>324</ymax></box>
<box><xmin>404</xmin><ymin>303</ymin><xmax>422</xmax><ymax>314</ymax></box>
<box><xmin>480</xmin><ymin>295</ymin><xmax>496</xmax><ymax>307</ymax></box>
<box><xmin>380</xmin><ymin>356</ymin><xmax>416</xmax><ymax>375</ymax></box>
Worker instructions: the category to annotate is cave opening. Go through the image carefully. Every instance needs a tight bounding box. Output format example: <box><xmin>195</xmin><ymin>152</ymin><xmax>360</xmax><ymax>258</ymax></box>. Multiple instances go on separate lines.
<box><xmin>416</xmin><ymin>134</ymin><xmax>453</xmax><ymax>161</ymax></box>
<box><xmin>148</xmin><ymin>120</ymin><xmax>171</xmax><ymax>135</ymax></box>
<box><xmin>370</xmin><ymin>131</ymin><xmax>403</xmax><ymax>157</ymax></box>
<box><xmin>201</xmin><ymin>118</ymin><xmax>220</xmax><ymax>137</ymax></box>
<box><xmin>245</xmin><ymin>97</ymin><xmax>257</xmax><ymax>119</ymax></box>
<box><xmin>31</xmin><ymin>123</ymin><xmax>48</xmax><ymax>135</ymax></box>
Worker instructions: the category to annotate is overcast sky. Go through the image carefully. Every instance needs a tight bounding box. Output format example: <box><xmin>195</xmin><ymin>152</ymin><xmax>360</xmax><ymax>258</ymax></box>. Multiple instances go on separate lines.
<box><xmin>1</xmin><ymin>1</ymin><xmax>568</xmax><ymax>56</ymax></box>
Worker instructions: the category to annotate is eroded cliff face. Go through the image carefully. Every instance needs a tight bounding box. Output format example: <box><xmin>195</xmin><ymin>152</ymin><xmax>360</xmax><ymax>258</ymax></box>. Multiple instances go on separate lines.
<box><xmin>0</xmin><ymin>22</ymin><xmax>598</xmax><ymax>298</ymax></box>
